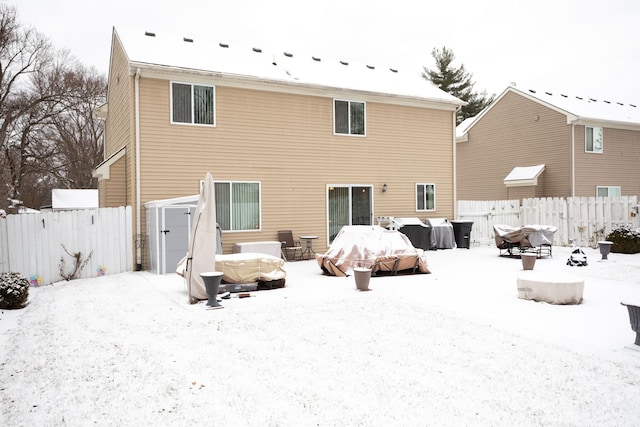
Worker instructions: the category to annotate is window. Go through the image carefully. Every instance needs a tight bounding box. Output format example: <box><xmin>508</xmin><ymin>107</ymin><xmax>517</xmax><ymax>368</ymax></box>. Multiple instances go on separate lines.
<box><xmin>416</xmin><ymin>184</ymin><xmax>435</xmax><ymax>211</ymax></box>
<box><xmin>585</xmin><ymin>126</ymin><xmax>603</xmax><ymax>153</ymax></box>
<box><xmin>596</xmin><ymin>186</ymin><xmax>621</xmax><ymax>197</ymax></box>
<box><xmin>171</xmin><ymin>82</ymin><xmax>215</xmax><ymax>125</ymax></box>
<box><xmin>334</xmin><ymin>100</ymin><xmax>365</xmax><ymax>135</ymax></box>
<box><xmin>215</xmin><ymin>182</ymin><xmax>261</xmax><ymax>231</ymax></box>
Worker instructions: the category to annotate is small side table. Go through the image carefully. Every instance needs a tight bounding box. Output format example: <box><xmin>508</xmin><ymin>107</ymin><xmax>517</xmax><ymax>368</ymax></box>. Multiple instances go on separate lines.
<box><xmin>299</xmin><ymin>235</ymin><xmax>319</xmax><ymax>260</ymax></box>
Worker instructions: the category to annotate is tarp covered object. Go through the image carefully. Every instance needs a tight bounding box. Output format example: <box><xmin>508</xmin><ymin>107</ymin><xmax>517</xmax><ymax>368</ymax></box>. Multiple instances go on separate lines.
<box><xmin>316</xmin><ymin>225</ymin><xmax>430</xmax><ymax>276</ymax></box>
<box><xmin>183</xmin><ymin>172</ymin><xmax>217</xmax><ymax>303</ymax></box>
<box><xmin>215</xmin><ymin>252</ymin><xmax>286</xmax><ymax>284</ymax></box>
<box><xmin>493</xmin><ymin>224</ymin><xmax>557</xmax><ymax>248</ymax></box>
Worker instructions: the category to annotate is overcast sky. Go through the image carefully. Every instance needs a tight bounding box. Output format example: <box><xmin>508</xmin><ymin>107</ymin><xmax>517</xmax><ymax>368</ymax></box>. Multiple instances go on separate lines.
<box><xmin>8</xmin><ymin>0</ymin><xmax>640</xmax><ymax>103</ymax></box>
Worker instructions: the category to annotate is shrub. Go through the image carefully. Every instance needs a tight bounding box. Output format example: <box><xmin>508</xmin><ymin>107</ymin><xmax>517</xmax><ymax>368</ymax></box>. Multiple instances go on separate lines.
<box><xmin>606</xmin><ymin>225</ymin><xmax>640</xmax><ymax>254</ymax></box>
<box><xmin>0</xmin><ymin>272</ymin><xmax>30</xmax><ymax>309</ymax></box>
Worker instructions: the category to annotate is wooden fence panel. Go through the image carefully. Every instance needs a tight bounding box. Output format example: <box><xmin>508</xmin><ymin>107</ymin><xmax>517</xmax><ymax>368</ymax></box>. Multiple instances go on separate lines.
<box><xmin>456</xmin><ymin>199</ymin><xmax>520</xmax><ymax>245</ymax></box>
<box><xmin>459</xmin><ymin>196</ymin><xmax>638</xmax><ymax>247</ymax></box>
<box><xmin>0</xmin><ymin>207</ymin><xmax>132</xmax><ymax>285</ymax></box>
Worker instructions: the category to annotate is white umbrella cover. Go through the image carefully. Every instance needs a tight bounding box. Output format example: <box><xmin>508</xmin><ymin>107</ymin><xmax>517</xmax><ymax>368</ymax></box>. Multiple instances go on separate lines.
<box><xmin>184</xmin><ymin>172</ymin><xmax>217</xmax><ymax>303</ymax></box>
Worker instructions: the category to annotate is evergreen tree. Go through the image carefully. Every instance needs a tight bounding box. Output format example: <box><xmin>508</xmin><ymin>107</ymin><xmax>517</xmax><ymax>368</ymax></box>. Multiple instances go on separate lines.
<box><xmin>423</xmin><ymin>46</ymin><xmax>494</xmax><ymax>125</ymax></box>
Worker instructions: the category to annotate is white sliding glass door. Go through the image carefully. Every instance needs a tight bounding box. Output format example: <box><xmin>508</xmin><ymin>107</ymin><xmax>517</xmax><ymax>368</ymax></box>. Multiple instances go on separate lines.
<box><xmin>327</xmin><ymin>185</ymin><xmax>373</xmax><ymax>243</ymax></box>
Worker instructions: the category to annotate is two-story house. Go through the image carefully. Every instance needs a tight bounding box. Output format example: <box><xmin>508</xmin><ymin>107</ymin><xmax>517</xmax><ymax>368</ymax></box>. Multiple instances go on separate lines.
<box><xmin>93</xmin><ymin>29</ymin><xmax>463</xmax><ymax>271</ymax></box>
<box><xmin>456</xmin><ymin>84</ymin><xmax>640</xmax><ymax>201</ymax></box>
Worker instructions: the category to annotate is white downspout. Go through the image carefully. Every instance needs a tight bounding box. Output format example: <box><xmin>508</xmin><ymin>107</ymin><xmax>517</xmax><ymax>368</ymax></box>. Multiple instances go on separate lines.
<box><xmin>571</xmin><ymin>123</ymin><xmax>576</xmax><ymax>197</ymax></box>
<box><xmin>452</xmin><ymin>107</ymin><xmax>459</xmax><ymax>219</ymax></box>
<box><xmin>135</xmin><ymin>68</ymin><xmax>142</xmax><ymax>270</ymax></box>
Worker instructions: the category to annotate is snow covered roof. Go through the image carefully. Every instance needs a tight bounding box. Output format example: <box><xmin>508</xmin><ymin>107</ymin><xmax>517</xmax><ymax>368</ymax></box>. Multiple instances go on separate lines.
<box><xmin>114</xmin><ymin>29</ymin><xmax>463</xmax><ymax>107</ymax></box>
<box><xmin>513</xmin><ymin>86</ymin><xmax>640</xmax><ymax>126</ymax></box>
<box><xmin>457</xmin><ymin>85</ymin><xmax>640</xmax><ymax>138</ymax></box>
<box><xmin>456</xmin><ymin>116</ymin><xmax>477</xmax><ymax>139</ymax></box>
<box><xmin>504</xmin><ymin>164</ymin><xmax>545</xmax><ymax>187</ymax></box>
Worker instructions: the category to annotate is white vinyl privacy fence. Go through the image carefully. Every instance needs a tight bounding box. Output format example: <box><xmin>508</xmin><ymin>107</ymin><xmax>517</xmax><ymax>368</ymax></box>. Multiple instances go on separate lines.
<box><xmin>458</xmin><ymin>196</ymin><xmax>640</xmax><ymax>248</ymax></box>
<box><xmin>0</xmin><ymin>207</ymin><xmax>132</xmax><ymax>286</ymax></box>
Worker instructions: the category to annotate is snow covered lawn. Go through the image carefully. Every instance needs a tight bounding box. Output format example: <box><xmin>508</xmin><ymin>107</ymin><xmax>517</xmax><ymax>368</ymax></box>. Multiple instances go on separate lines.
<box><xmin>1</xmin><ymin>245</ymin><xmax>639</xmax><ymax>425</ymax></box>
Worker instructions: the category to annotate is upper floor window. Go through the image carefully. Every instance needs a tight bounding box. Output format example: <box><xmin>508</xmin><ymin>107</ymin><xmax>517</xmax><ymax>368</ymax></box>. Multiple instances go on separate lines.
<box><xmin>215</xmin><ymin>181</ymin><xmax>261</xmax><ymax>231</ymax></box>
<box><xmin>334</xmin><ymin>100</ymin><xmax>365</xmax><ymax>135</ymax></box>
<box><xmin>596</xmin><ymin>186</ymin><xmax>621</xmax><ymax>197</ymax></box>
<box><xmin>416</xmin><ymin>183</ymin><xmax>436</xmax><ymax>211</ymax></box>
<box><xmin>171</xmin><ymin>82</ymin><xmax>215</xmax><ymax>125</ymax></box>
<box><xmin>585</xmin><ymin>126</ymin><xmax>603</xmax><ymax>153</ymax></box>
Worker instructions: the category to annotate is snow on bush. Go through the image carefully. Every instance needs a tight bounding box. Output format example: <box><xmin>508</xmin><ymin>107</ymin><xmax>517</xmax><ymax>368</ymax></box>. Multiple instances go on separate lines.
<box><xmin>0</xmin><ymin>272</ymin><xmax>30</xmax><ymax>309</ymax></box>
<box><xmin>607</xmin><ymin>224</ymin><xmax>640</xmax><ymax>254</ymax></box>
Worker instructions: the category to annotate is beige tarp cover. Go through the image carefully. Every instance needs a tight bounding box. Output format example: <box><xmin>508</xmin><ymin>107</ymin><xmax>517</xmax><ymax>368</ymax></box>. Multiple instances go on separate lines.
<box><xmin>517</xmin><ymin>272</ymin><xmax>584</xmax><ymax>304</ymax></box>
<box><xmin>316</xmin><ymin>225</ymin><xmax>430</xmax><ymax>276</ymax></box>
<box><xmin>183</xmin><ymin>173</ymin><xmax>217</xmax><ymax>303</ymax></box>
<box><xmin>215</xmin><ymin>253</ymin><xmax>286</xmax><ymax>284</ymax></box>
<box><xmin>494</xmin><ymin>224</ymin><xmax>557</xmax><ymax>248</ymax></box>
<box><xmin>178</xmin><ymin>252</ymin><xmax>286</xmax><ymax>284</ymax></box>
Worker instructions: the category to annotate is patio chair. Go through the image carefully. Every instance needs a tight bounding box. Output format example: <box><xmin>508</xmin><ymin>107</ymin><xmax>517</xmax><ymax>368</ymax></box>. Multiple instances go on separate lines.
<box><xmin>278</xmin><ymin>230</ymin><xmax>302</xmax><ymax>261</ymax></box>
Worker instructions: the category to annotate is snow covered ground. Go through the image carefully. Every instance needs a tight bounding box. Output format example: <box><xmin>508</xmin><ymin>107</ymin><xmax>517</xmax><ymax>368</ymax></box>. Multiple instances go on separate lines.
<box><xmin>1</xmin><ymin>245</ymin><xmax>639</xmax><ymax>425</ymax></box>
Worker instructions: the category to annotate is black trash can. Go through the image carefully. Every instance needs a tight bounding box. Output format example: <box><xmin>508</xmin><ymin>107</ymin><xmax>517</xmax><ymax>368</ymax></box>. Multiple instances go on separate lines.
<box><xmin>451</xmin><ymin>220</ymin><xmax>473</xmax><ymax>249</ymax></box>
<box><xmin>398</xmin><ymin>224</ymin><xmax>432</xmax><ymax>251</ymax></box>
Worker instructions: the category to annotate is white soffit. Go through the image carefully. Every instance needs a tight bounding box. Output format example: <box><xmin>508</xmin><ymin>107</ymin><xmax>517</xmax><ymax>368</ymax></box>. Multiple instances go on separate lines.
<box><xmin>504</xmin><ymin>164</ymin><xmax>545</xmax><ymax>187</ymax></box>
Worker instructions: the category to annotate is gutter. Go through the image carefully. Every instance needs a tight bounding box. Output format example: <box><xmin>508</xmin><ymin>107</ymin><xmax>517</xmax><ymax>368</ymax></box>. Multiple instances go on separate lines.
<box><xmin>135</xmin><ymin>68</ymin><xmax>142</xmax><ymax>270</ymax></box>
<box><xmin>130</xmin><ymin>62</ymin><xmax>465</xmax><ymax>111</ymax></box>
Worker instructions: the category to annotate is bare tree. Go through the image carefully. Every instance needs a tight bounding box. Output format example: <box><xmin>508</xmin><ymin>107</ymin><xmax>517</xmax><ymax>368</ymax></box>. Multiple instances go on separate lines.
<box><xmin>0</xmin><ymin>4</ymin><xmax>106</xmax><ymax>212</ymax></box>
<box><xmin>47</xmin><ymin>65</ymin><xmax>106</xmax><ymax>189</ymax></box>
<box><xmin>0</xmin><ymin>4</ymin><xmax>57</xmax><ymax>212</ymax></box>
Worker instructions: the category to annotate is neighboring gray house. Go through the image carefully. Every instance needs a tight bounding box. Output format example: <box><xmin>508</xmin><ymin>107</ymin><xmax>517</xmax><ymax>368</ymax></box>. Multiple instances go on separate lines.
<box><xmin>456</xmin><ymin>85</ymin><xmax>640</xmax><ymax>201</ymax></box>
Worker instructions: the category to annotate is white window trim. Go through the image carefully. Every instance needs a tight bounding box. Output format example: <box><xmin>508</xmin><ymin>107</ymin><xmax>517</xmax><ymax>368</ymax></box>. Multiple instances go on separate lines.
<box><xmin>596</xmin><ymin>185</ymin><xmax>621</xmax><ymax>197</ymax></box>
<box><xmin>585</xmin><ymin>126</ymin><xmax>603</xmax><ymax>154</ymax></box>
<box><xmin>333</xmin><ymin>99</ymin><xmax>366</xmax><ymax>137</ymax></box>
<box><xmin>200</xmin><ymin>180</ymin><xmax>261</xmax><ymax>232</ymax></box>
<box><xmin>170</xmin><ymin>81</ymin><xmax>216</xmax><ymax>127</ymax></box>
<box><xmin>416</xmin><ymin>183</ymin><xmax>436</xmax><ymax>212</ymax></box>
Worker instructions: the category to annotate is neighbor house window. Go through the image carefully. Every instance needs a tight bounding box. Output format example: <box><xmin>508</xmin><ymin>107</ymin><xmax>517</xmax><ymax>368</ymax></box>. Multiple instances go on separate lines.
<box><xmin>171</xmin><ymin>82</ymin><xmax>215</xmax><ymax>125</ymax></box>
<box><xmin>596</xmin><ymin>186</ymin><xmax>621</xmax><ymax>197</ymax></box>
<box><xmin>215</xmin><ymin>181</ymin><xmax>261</xmax><ymax>231</ymax></box>
<box><xmin>334</xmin><ymin>100</ymin><xmax>365</xmax><ymax>135</ymax></box>
<box><xmin>585</xmin><ymin>126</ymin><xmax>603</xmax><ymax>153</ymax></box>
<box><xmin>416</xmin><ymin>183</ymin><xmax>436</xmax><ymax>211</ymax></box>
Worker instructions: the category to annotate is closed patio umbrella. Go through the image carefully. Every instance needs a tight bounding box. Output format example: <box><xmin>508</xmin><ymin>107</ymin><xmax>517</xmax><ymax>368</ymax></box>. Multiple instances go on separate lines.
<box><xmin>184</xmin><ymin>172</ymin><xmax>217</xmax><ymax>303</ymax></box>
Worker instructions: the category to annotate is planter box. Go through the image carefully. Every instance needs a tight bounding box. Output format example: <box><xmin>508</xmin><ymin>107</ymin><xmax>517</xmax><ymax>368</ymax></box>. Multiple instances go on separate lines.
<box><xmin>621</xmin><ymin>302</ymin><xmax>640</xmax><ymax>346</ymax></box>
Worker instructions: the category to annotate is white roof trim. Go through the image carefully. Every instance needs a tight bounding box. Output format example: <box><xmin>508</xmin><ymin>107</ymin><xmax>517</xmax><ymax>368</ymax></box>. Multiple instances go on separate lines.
<box><xmin>92</xmin><ymin>146</ymin><xmax>125</xmax><ymax>180</ymax></box>
<box><xmin>504</xmin><ymin>164</ymin><xmax>545</xmax><ymax>187</ymax></box>
<box><xmin>144</xmin><ymin>194</ymin><xmax>199</xmax><ymax>208</ymax></box>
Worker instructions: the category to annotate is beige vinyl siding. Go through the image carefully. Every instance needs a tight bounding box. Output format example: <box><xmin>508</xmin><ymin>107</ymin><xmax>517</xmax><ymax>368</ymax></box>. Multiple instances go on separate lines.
<box><xmin>104</xmin><ymin>36</ymin><xmax>134</xmax><ymax>208</ymax></box>
<box><xmin>102</xmin><ymin>37</ymin><xmax>138</xmax><ymax>268</ymax></box>
<box><xmin>457</xmin><ymin>91</ymin><xmax>572</xmax><ymax>200</ymax></box>
<box><xmin>574</xmin><ymin>126</ymin><xmax>640</xmax><ymax>196</ymax></box>
<box><xmin>102</xmin><ymin>155</ymin><xmax>127</xmax><ymax>207</ymax></box>
<box><xmin>135</xmin><ymin>77</ymin><xmax>454</xmax><ymax>254</ymax></box>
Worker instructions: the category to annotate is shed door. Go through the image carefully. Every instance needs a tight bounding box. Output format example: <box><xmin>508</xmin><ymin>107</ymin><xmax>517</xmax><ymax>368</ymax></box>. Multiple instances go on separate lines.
<box><xmin>161</xmin><ymin>206</ymin><xmax>194</xmax><ymax>274</ymax></box>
